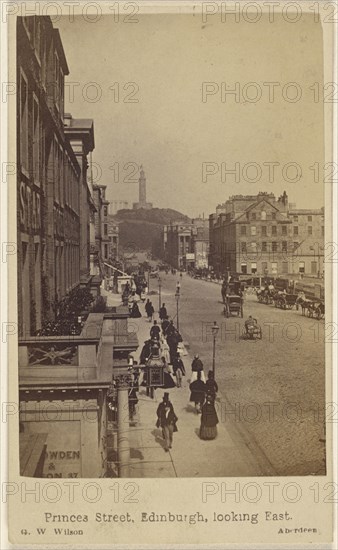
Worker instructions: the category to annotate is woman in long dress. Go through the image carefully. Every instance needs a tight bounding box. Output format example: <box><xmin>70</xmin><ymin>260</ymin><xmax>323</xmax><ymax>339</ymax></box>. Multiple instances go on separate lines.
<box><xmin>200</xmin><ymin>393</ymin><xmax>219</xmax><ymax>440</ymax></box>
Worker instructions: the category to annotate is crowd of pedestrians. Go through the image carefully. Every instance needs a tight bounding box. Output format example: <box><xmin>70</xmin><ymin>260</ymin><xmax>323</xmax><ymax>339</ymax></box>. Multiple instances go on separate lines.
<box><xmin>122</xmin><ymin>275</ymin><xmax>220</xmax><ymax>452</ymax></box>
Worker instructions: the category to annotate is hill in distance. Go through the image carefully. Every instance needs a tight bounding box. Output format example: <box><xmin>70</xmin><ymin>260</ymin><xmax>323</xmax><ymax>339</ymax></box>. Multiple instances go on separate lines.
<box><xmin>115</xmin><ymin>207</ymin><xmax>191</xmax><ymax>225</ymax></box>
<box><xmin>113</xmin><ymin>207</ymin><xmax>191</xmax><ymax>250</ymax></box>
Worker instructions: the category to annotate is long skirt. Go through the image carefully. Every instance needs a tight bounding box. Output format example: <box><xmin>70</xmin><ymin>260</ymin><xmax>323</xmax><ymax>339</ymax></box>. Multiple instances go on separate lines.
<box><xmin>200</xmin><ymin>425</ymin><xmax>217</xmax><ymax>440</ymax></box>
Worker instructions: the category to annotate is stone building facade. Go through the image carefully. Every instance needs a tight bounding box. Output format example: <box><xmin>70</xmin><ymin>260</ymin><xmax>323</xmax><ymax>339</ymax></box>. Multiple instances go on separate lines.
<box><xmin>164</xmin><ymin>218</ymin><xmax>209</xmax><ymax>270</ymax></box>
<box><xmin>17</xmin><ymin>16</ymin><xmax>99</xmax><ymax>336</ymax></box>
<box><xmin>209</xmin><ymin>192</ymin><xmax>324</xmax><ymax>278</ymax></box>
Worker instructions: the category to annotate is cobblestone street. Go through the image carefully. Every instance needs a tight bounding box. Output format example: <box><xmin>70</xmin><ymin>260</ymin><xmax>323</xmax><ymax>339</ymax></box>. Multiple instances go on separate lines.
<box><xmin>156</xmin><ymin>273</ymin><xmax>326</xmax><ymax>476</ymax></box>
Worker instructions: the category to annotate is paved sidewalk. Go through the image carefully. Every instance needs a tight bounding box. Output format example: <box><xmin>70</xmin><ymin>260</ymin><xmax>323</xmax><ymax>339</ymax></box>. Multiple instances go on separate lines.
<box><xmin>102</xmin><ymin>288</ymin><xmax>263</xmax><ymax>477</ymax></box>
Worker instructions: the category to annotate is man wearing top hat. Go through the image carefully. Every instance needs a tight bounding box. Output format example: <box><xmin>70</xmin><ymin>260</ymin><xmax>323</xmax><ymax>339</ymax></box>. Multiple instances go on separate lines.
<box><xmin>156</xmin><ymin>393</ymin><xmax>178</xmax><ymax>452</ymax></box>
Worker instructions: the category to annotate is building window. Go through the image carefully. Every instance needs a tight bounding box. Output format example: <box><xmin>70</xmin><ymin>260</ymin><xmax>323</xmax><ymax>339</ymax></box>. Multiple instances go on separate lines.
<box><xmin>251</xmin><ymin>226</ymin><xmax>256</xmax><ymax>236</ymax></box>
<box><xmin>251</xmin><ymin>263</ymin><xmax>257</xmax><ymax>274</ymax></box>
<box><xmin>271</xmin><ymin>226</ymin><xmax>277</xmax><ymax>236</ymax></box>
<box><xmin>308</xmin><ymin>226</ymin><xmax>313</xmax><ymax>235</ymax></box>
<box><xmin>271</xmin><ymin>212</ymin><xmax>276</xmax><ymax>220</ymax></box>
<box><xmin>308</xmin><ymin>215</ymin><xmax>312</xmax><ymax>222</ymax></box>
<box><xmin>261</xmin><ymin>226</ymin><xmax>267</xmax><ymax>236</ymax></box>
<box><xmin>282</xmin><ymin>241</ymin><xmax>288</xmax><ymax>252</ymax></box>
<box><xmin>262</xmin><ymin>261</ymin><xmax>268</xmax><ymax>273</ymax></box>
<box><xmin>282</xmin><ymin>262</ymin><xmax>288</xmax><ymax>274</ymax></box>
<box><xmin>251</xmin><ymin>242</ymin><xmax>257</xmax><ymax>252</ymax></box>
<box><xmin>299</xmin><ymin>261</ymin><xmax>305</xmax><ymax>274</ymax></box>
<box><xmin>293</xmin><ymin>242</ymin><xmax>299</xmax><ymax>252</ymax></box>
<box><xmin>311</xmin><ymin>261</ymin><xmax>317</xmax><ymax>274</ymax></box>
<box><xmin>272</xmin><ymin>242</ymin><xmax>278</xmax><ymax>252</ymax></box>
<box><xmin>241</xmin><ymin>242</ymin><xmax>247</xmax><ymax>253</ymax></box>
<box><xmin>104</xmin><ymin>224</ymin><xmax>108</xmax><ymax>236</ymax></box>
<box><xmin>271</xmin><ymin>262</ymin><xmax>277</xmax><ymax>274</ymax></box>
<box><xmin>241</xmin><ymin>263</ymin><xmax>247</xmax><ymax>274</ymax></box>
<box><xmin>241</xmin><ymin>225</ymin><xmax>247</xmax><ymax>236</ymax></box>
<box><xmin>293</xmin><ymin>226</ymin><xmax>298</xmax><ymax>236</ymax></box>
<box><xmin>252</xmin><ymin>212</ymin><xmax>256</xmax><ymax>220</ymax></box>
<box><xmin>262</xmin><ymin>242</ymin><xmax>267</xmax><ymax>252</ymax></box>
<box><xmin>261</xmin><ymin>210</ymin><xmax>266</xmax><ymax>220</ymax></box>
<box><xmin>104</xmin><ymin>206</ymin><xmax>108</xmax><ymax>216</ymax></box>
<box><xmin>293</xmin><ymin>215</ymin><xmax>298</xmax><ymax>222</ymax></box>
<box><xmin>281</xmin><ymin>225</ymin><xmax>287</xmax><ymax>235</ymax></box>
<box><xmin>104</xmin><ymin>244</ymin><xmax>108</xmax><ymax>259</ymax></box>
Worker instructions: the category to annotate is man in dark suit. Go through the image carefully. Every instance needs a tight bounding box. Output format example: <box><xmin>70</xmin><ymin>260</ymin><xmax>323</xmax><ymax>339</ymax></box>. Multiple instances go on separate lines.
<box><xmin>156</xmin><ymin>393</ymin><xmax>178</xmax><ymax>452</ymax></box>
<box><xmin>159</xmin><ymin>303</ymin><xmax>168</xmax><ymax>320</ymax></box>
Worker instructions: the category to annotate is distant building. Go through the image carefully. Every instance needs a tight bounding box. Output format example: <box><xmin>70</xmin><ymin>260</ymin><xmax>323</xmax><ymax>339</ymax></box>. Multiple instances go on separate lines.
<box><xmin>192</xmin><ymin>218</ymin><xmax>209</xmax><ymax>269</ymax></box>
<box><xmin>164</xmin><ymin>218</ymin><xmax>209</xmax><ymax>270</ymax></box>
<box><xmin>133</xmin><ymin>166</ymin><xmax>153</xmax><ymax>210</ymax></box>
<box><xmin>107</xmin><ymin>216</ymin><xmax>119</xmax><ymax>261</ymax></box>
<box><xmin>209</xmin><ymin>192</ymin><xmax>324</xmax><ymax>278</ymax></box>
<box><xmin>63</xmin><ymin>114</ymin><xmax>96</xmax><ymax>290</ymax></box>
<box><xmin>92</xmin><ymin>185</ymin><xmax>110</xmax><ymax>268</ymax></box>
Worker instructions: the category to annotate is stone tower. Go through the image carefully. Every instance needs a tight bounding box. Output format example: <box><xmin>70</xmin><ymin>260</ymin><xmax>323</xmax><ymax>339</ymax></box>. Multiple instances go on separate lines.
<box><xmin>133</xmin><ymin>165</ymin><xmax>153</xmax><ymax>209</ymax></box>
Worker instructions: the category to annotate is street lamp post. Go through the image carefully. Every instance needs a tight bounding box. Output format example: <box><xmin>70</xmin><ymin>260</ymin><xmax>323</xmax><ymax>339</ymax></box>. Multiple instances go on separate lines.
<box><xmin>158</xmin><ymin>276</ymin><xmax>162</xmax><ymax>313</ymax></box>
<box><xmin>211</xmin><ymin>321</ymin><xmax>220</xmax><ymax>377</ymax></box>
<box><xmin>175</xmin><ymin>290</ymin><xmax>180</xmax><ymax>331</ymax></box>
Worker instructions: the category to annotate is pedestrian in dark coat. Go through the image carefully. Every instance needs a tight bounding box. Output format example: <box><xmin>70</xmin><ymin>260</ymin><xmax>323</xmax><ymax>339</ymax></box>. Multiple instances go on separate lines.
<box><xmin>150</xmin><ymin>320</ymin><xmax>161</xmax><ymax>340</ymax></box>
<box><xmin>200</xmin><ymin>393</ymin><xmax>219</xmax><ymax>440</ymax></box>
<box><xmin>140</xmin><ymin>339</ymin><xmax>152</xmax><ymax>364</ymax></box>
<box><xmin>165</xmin><ymin>320</ymin><xmax>176</xmax><ymax>339</ymax></box>
<box><xmin>172</xmin><ymin>353</ymin><xmax>185</xmax><ymax>388</ymax></box>
<box><xmin>145</xmin><ymin>300</ymin><xmax>154</xmax><ymax>322</ymax></box>
<box><xmin>159</xmin><ymin>303</ymin><xmax>168</xmax><ymax>321</ymax></box>
<box><xmin>156</xmin><ymin>393</ymin><xmax>178</xmax><ymax>452</ymax></box>
<box><xmin>130</xmin><ymin>302</ymin><xmax>142</xmax><ymax>318</ymax></box>
<box><xmin>191</xmin><ymin>354</ymin><xmax>206</xmax><ymax>382</ymax></box>
<box><xmin>205</xmin><ymin>371</ymin><xmax>218</xmax><ymax>400</ymax></box>
<box><xmin>167</xmin><ymin>333</ymin><xmax>178</xmax><ymax>364</ymax></box>
<box><xmin>189</xmin><ymin>372</ymin><xmax>206</xmax><ymax>413</ymax></box>
<box><xmin>172</xmin><ymin>353</ymin><xmax>186</xmax><ymax>376</ymax></box>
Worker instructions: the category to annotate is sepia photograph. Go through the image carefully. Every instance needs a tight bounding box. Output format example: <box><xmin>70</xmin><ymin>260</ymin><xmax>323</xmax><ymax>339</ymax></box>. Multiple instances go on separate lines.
<box><xmin>16</xmin><ymin>6</ymin><xmax>328</xmax><ymax>480</ymax></box>
<box><xmin>4</xmin><ymin>1</ymin><xmax>337</xmax><ymax>546</ymax></box>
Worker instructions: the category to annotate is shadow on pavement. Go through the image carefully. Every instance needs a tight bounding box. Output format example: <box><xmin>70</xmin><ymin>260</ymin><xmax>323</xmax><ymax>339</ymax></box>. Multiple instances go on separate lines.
<box><xmin>151</xmin><ymin>428</ymin><xmax>166</xmax><ymax>451</ymax></box>
<box><xmin>184</xmin><ymin>404</ymin><xmax>198</xmax><ymax>414</ymax></box>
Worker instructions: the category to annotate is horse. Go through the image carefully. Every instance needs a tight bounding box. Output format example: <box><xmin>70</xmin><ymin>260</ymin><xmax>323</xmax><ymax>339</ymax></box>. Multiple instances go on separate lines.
<box><xmin>296</xmin><ymin>297</ymin><xmax>312</xmax><ymax>316</ymax></box>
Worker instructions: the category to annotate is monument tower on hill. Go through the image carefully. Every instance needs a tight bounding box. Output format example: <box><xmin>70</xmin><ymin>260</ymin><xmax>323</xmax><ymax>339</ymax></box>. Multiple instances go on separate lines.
<box><xmin>133</xmin><ymin>165</ymin><xmax>153</xmax><ymax>210</ymax></box>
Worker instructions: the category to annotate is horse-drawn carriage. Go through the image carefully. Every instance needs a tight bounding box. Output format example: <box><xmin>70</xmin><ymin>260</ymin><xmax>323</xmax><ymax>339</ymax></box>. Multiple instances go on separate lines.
<box><xmin>223</xmin><ymin>295</ymin><xmax>243</xmax><ymax>318</ymax></box>
<box><xmin>307</xmin><ymin>301</ymin><xmax>325</xmax><ymax>320</ymax></box>
<box><xmin>274</xmin><ymin>293</ymin><xmax>298</xmax><ymax>310</ymax></box>
<box><xmin>296</xmin><ymin>297</ymin><xmax>325</xmax><ymax>320</ymax></box>
<box><xmin>256</xmin><ymin>289</ymin><xmax>274</xmax><ymax>304</ymax></box>
<box><xmin>221</xmin><ymin>280</ymin><xmax>244</xmax><ymax>318</ymax></box>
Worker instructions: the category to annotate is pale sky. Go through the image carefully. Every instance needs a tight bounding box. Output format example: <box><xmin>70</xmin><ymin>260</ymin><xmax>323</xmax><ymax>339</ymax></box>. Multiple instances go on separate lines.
<box><xmin>57</xmin><ymin>13</ymin><xmax>324</xmax><ymax>217</ymax></box>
